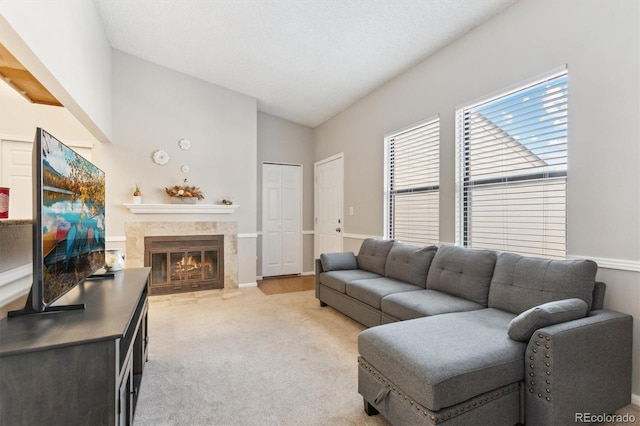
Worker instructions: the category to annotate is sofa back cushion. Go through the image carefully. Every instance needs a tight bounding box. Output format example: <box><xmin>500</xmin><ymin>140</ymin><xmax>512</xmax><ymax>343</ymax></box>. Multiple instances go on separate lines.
<box><xmin>488</xmin><ymin>253</ymin><xmax>597</xmax><ymax>314</ymax></box>
<box><xmin>357</xmin><ymin>239</ymin><xmax>395</xmax><ymax>275</ymax></box>
<box><xmin>426</xmin><ymin>245</ymin><xmax>498</xmax><ymax>306</ymax></box>
<box><xmin>385</xmin><ymin>244</ymin><xmax>438</xmax><ymax>287</ymax></box>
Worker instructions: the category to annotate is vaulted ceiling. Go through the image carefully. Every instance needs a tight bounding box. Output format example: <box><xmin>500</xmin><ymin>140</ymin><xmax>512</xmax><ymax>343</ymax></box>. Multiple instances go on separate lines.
<box><xmin>94</xmin><ymin>0</ymin><xmax>518</xmax><ymax>128</ymax></box>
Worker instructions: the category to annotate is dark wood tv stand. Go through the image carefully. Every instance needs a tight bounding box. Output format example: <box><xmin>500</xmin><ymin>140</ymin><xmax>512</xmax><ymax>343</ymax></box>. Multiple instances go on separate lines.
<box><xmin>0</xmin><ymin>267</ymin><xmax>150</xmax><ymax>425</ymax></box>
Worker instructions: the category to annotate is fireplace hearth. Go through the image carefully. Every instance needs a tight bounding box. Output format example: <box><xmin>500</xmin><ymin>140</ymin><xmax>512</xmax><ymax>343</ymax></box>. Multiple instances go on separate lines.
<box><xmin>144</xmin><ymin>235</ymin><xmax>224</xmax><ymax>295</ymax></box>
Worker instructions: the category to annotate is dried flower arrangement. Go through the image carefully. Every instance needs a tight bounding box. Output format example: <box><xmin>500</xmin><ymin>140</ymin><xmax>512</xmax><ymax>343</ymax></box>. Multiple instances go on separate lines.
<box><xmin>165</xmin><ymin>178</ymin><xmax>204</xmax><ymax>200</ymax></box>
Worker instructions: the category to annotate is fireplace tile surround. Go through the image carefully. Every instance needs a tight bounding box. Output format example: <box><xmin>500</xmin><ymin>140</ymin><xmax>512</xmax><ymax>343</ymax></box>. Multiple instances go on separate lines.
<box><xmin>125</xmin><ymin>221</ymin><xmax>238</xmax><ymax>289</ymax></box>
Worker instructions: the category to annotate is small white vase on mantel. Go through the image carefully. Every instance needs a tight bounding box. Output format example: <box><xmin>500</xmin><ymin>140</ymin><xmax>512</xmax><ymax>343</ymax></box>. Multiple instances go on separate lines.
<box><xmin>133</xmin><ymin>195</ymin><xmax>142</xmax><ymax>204</ymax></box>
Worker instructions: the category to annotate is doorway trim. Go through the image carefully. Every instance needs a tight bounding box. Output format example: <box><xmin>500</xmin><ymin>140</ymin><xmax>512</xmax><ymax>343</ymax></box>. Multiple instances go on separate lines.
<box><xmin>261</xmin><ymin>161</ymin><xmax>303</xmax><ymax>278</ymax></box>
<box><xmin>314</xmin><ymin>152</ymin><xmax>344</xmax><ymax>260</ymax></box>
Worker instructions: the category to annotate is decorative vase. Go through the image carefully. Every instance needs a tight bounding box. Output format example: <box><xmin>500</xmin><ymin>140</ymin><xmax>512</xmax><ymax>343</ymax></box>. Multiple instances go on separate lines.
<box><xmin>133</xmin><ymin>195</ymin><xmax>142</xmax><ymax>204</ymax></box>
<box><xmin>171</xmin><ymin>196</ymin><xmax>197</xmax><ymax>204</ymax></box>
<box><xmin>105</xmin><ymin>249</ymin><xmax>125</xmax><ymax>271</ymax></box>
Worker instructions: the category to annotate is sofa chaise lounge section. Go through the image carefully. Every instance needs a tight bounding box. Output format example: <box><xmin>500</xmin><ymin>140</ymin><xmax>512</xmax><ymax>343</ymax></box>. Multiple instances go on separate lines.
<box><xmin>314</xmin><ymin>239</ymin><xmax>633</xmax><ymax>426</ymax></box>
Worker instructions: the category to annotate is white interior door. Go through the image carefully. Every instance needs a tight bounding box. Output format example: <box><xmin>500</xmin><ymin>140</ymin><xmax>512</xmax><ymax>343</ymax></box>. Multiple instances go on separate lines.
<box><xmin>262</xmin><ymin>163</ymin><xmax>302</xmax><ymax>277</ymax></box>
<box><xmin>1</xmin><ymin>138</ymin><xmax>93</xmax><ymax>220</ymax></box>
<box><xmin>315</xmin><ymin>154</ymin><xmax>344</xmax><ymax>259</ymax></box>
<box><xmin>1</xmin><ymin>140</ymin><xmax>33</xmax><ymax>219</ymax></box>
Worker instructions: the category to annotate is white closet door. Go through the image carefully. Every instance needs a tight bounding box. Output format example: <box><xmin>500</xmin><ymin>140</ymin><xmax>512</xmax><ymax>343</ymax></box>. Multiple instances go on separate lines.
<box><xmin>280</xmin><ymin>165</ymin><xmax>302</xmax><ymax>275</ymax></box>
<box><xmin>262</xmin><ymin>163</ymin><xmax>302</xmax><ymax>277</ymax></box>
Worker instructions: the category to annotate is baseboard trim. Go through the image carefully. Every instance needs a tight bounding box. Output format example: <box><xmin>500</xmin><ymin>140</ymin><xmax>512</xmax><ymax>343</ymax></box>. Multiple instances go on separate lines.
<box><xmin>0</xmin><ymin>263</ymin><xmax>31</xmax><ymax>285</ymax></box>
<box><xmin>256</xmin><ymin>272</ymin><xmax>314</xmax><ymax>280</ymax></box>
<box><xmin>631</xmin><ymin>393</ymin><xmax>640</xmax><ymax>407</ymax></box>
<box><xmin>239</xmin><ymin>282</ymin><xmax>257</xmax><ymax>288</ymax></box>
<box><xmin>107</xmin><ymin>236</ymin><xmax>126</xmax><ymax>243</ymax></box>
<box><xmin>330</xmin><ymin>239</ymin><xmax>640</xmax><ymax>273</ymax></box>
<box><xmin>238</xmin><ymin>233</ymin><xmax>258</xmax><ymax>239</ymax></box>
<box><xmin>342</xmin><ymin>233</ymin><xmax>383</xmax><ymax>240</ymax></box>
<box><xmin>0</xmin><ymin>264</ymin><xmax>32</xmax><ymax>307</ymax></box>
<box><xmin>569</xmin><ymin>256</ymin><xmax>640</xmax><ymax>273</ymax></box>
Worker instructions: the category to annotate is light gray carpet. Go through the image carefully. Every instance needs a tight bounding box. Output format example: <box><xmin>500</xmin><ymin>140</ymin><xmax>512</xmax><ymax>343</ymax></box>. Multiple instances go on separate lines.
<box><xmin>134</xmin><ymin>287</ymin><xmax>390</xmax><ymax>426</ymax></box>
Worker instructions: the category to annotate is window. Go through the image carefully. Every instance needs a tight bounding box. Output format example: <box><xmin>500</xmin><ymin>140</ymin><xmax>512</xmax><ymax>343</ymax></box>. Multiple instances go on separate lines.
<box><xmin>456</xmin><ymin>69</ymin><xmax>568</xmax><ymax>259</ymax></box>
<box><xmin>385</xmin><ymin>117</ymin><xmax>439</xmax><ymax>246</ymax></box>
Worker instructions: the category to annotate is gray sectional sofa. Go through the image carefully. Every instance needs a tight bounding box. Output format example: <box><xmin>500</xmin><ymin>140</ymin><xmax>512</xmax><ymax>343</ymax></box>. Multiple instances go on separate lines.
<box><xmin>315</xmin><ymin>239</ymin><xmax>633</xmax><ymax>425</ymax></box>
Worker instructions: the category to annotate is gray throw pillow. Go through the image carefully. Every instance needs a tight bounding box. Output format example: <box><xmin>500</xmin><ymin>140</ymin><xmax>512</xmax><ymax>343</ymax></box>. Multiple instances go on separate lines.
<box><xmin>320</xmin><ymin>252</ymin><xmax>358</xmax><ymax>271</ymax></box>
<box><xmin>507</xmin><ymin>298</ymin><xmax>588</xmax><ymax>342</ymax></box>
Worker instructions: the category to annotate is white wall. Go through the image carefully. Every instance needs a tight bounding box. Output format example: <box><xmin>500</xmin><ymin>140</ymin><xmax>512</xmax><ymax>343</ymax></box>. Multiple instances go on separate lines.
<box><xmin>0</xmin><ymin>0</ymin><xmax>112</xmax><ymax>142</ymax></box>
<box><xmin>314</xmin><ymin>0</ymin><xmax>640</xmax><ymax>399</ymax></box>
<box><xmin>0</xmin><ymin>82</ymin><xmax>99</xmax><ymax>144</ymax></box>
<box><xmin>257</xmin><ymin>112</ymin><xmax>315</xmax><ymax>274</ymax></box>
<box><xmin>93</xmin><ymin>51</ymin><xmax>258</xmax><ymax>285</ymax></box>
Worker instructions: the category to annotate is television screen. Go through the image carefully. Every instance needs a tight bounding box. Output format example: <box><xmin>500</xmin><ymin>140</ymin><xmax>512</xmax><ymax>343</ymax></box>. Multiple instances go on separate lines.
<box><xmin>36</xmin><ymin>128</ymin><xmax>105</xmax><ymax>307</ymax></box>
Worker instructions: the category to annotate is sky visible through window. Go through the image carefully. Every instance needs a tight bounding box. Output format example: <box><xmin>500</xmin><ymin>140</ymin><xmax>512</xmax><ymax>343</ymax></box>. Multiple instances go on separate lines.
<box><xmin>459</xmin><ymin>71</ymin><xmax>569</xmax><ymax>259</ymax></box>
<box><xmin>474</xmin><ymin>74</ymin><xmax>568</xmax><ymax>170</ymax></box>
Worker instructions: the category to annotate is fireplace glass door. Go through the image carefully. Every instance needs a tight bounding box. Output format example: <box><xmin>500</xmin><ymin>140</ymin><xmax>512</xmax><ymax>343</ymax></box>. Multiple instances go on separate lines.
<box><xmin>144</xmin><ymin>235</ymin><xmax>224</xmax><ymax>295</ymax></box>
<box><xmin>150</xmin><ymin>250</ymin><xmax>218</xmax><ymax>284</ymax></box>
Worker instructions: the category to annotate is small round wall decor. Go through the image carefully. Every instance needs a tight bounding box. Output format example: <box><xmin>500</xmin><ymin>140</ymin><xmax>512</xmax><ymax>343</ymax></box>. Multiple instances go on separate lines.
<box><xmin>181</xmin><ymin>165</ymin><xmax>191</xmax><ymax>173</ymax></box>
<box><xmin>152</xmin><ymin>149</ymin><xmax>170</xmax><ymax>165</ymax></box>
<box><xmin>178</xmin><ymin>139</ymin><xmax>191</xmax><ymax>150</ymax></box>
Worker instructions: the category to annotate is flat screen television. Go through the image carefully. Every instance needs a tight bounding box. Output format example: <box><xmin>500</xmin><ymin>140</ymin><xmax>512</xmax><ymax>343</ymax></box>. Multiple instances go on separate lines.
<box><xmin>9</xmin><ymin>128</ymin><xmax>105</xmax><ymax>316</ymax></box>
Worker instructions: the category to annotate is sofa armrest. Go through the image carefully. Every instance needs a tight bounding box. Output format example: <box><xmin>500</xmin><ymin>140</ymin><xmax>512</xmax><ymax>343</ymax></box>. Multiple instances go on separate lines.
<box><xmin>320</xmin><ymin>252</ymin><xmax>358</xmax><ymax>271</ymax></box>
<box><xmin>315</xmin><ymin>258</ymin><xmax>324</xmax><ymax>299</ymax></box>
<box><xmin>525</xmin><ymin>310</ymin><xmax>632</xmax><ymax>426</ymax></box>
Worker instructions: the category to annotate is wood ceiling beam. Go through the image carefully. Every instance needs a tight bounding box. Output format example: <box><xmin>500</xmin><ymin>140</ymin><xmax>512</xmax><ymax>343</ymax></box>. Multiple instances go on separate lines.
<box><xmin>0</xmin><ymin>42</ymin><xmax>62</xmax><ymax>107</ymax></box>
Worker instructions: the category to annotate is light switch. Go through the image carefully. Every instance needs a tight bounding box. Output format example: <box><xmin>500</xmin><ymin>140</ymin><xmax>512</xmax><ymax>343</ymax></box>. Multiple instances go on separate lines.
<box><xmin>349</xmin><ymin>206</ymin><xmax>354</xmax><ymax>216</ymax></box>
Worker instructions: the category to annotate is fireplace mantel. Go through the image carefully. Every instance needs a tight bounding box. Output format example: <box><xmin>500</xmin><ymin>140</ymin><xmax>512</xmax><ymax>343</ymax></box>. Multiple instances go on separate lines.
<box><xmin>123</xmin><ymin>203</ymin><xmax>239</xmax><ymax>214</ymax></box>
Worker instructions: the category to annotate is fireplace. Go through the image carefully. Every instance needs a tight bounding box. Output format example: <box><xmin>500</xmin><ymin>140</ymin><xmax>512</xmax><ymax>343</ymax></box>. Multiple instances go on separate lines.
<box><xmin>125</xmin><ymin>221</ymin><xmax>238</xmax><ymax>290</ymax></box>
<box><xmin>144</xmin><ymin>235</ymin><xmax>224</xmax><ymax>295</ymax></box>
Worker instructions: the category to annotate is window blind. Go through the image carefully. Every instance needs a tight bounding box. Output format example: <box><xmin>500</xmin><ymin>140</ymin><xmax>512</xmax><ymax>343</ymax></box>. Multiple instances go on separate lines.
<box><xmin>456</xmin><ymin>70</ymin><xmax>568</xmax><ymax>259</ymax></box>
<box><xmin>385</xmin><ymin>118</ymin><xmax>439</xmax><ymax>246</ymax></box>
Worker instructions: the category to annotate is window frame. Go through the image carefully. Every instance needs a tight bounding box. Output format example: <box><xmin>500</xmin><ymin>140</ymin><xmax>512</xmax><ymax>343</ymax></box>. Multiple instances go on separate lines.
<box><xmin>455</xmin><ymin>67</ymin><xmax>569</xmax><ymax>259</ymax></box>
<box><xmin>384</xmin><ymin>116</ymin><xmax>440</xmax><ymax>246</ymax></box>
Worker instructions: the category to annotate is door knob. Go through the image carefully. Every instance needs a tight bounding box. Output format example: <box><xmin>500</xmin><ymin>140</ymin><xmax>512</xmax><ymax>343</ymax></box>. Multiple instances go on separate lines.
<box><xmin>336</xmin><ymin>227</ymin><xmax>341</xmax><ymax>232</ymax></box>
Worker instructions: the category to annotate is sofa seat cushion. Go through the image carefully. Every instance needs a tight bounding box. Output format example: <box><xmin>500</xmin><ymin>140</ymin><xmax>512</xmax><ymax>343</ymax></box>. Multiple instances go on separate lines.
<box><xmin>426</xmin><ymin>245</ymin><xmax>498</xmax><ymax>306</ymax></box>
<box><xmin>346</xmin><ymin>277</ymin><xmax>422</xmax><ymax>309</ymax></box>
<box><xmin>385</xmin><ymin>243</ymin><xmax>438</xmax><ymax>287</ymax></box>
<box><xmin>381</xmin><ymin>289</ymin><xmax>485</xmax><ymax>321</ymax></box>
<box><xmin>488</xmin><ymin>253</ymin><xmax>597</xmax><ymax>314</ymax></box>
<box><xmin>357</xmin><ymin>238</ymin><xmax>395</xmax><ymax>275</ymax></box>
<box><xmin>319</xmin><ymin>270</ymin><xmax>382</xmax><ymax>293</ymax></box>
<box><xmin>358</xmin><ymin>309</ymin><xmax>525</xmax><ymax>411</ymax></box>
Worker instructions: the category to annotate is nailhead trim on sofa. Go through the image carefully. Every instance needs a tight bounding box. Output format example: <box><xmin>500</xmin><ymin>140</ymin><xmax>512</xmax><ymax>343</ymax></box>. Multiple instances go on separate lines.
<box><xmin>528</xmin><ymin>332</ymin><xmax>553</xmax><ymax>402</ymax></box>
<box><xmin>358</xmin><ymin>357</ymin><xmax>521</xmax><ymax>424</ymax></box>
